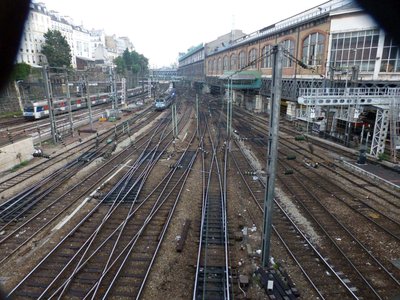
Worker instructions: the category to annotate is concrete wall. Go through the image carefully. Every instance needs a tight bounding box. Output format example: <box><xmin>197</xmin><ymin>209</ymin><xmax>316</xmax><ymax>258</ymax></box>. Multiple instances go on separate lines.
<box><xmin>0</xmin><ymin>138</ymin><xmax>35</xmax><ymax>172</ymax></box>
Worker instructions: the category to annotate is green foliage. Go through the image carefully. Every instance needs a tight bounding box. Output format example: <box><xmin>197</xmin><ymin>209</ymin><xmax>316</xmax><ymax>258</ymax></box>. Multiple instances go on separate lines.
<box><xmin>0</xmin><ymin>111</ymin><xmax>22</xmax><ymax>118</ymax></box>
<box><xmin>41</xmin><ymin>30</ymin><xmax>72</xmax><ymax>68</ymax></box>
<box><xmin>115</xmin><ymin>49</ymin><xmax>148</xmax><ymax>75</ymax></box>
<box><xmin>10</xmin><ymin>160</ymin><xmax>29</xmax><ymax>172</ymax></box>
<box><xmin>377</xmin><ymin>152</ymin><xmax>389</xmax><ymax>161</ymax></box>
<box><xmin>114</xmin><ymin>56</ymin><xmax>126</xmax><ymax>75</ymax></box>
<box><xmin>10</xmin><ymin>62</ymin><xmax>31</xmax><ymax>81</ymax></box>
<box><xmin>295</xmin><ymin>135</ymin><xmax>306</xmax><ymax>141</ymax></box>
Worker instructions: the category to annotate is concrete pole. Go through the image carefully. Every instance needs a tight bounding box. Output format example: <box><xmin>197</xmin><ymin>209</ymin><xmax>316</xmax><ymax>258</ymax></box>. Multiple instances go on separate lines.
<box><xmin>196</xmin><ymin>94</ymin><xmax>199</xmax><ymax>137</ymax></box>
<box><xmin>113</xmin><ymin>68</ymin><xmax>117</xmax><ymax>109</ymax></box>
<box><xmin>262</xmin><ymin>44</ymin><xmax>283</xmax><ymax>267</ymax></box>
<box><xmin>42</xmin><ymin>66</ymin><xmax>58</xmax><ymax>144</ymax></box>
<box><xmin>65</xmin><ymin>69</ymin><xmax>74</xmax><ymax>136</ymax></box>
<box><xmin>109</xmin><ymin>67</ymin><xmax>114</xmax><ymax>109</ymax></box>
<box><xmin>85</xmin><ymin>75</ymin><xmax>93</xmax><ymax>131</ymax></box>
<box><xmin>226</xmin><ymin>78</ymin><xmax>232</xmax><ymax>139</ymax></box>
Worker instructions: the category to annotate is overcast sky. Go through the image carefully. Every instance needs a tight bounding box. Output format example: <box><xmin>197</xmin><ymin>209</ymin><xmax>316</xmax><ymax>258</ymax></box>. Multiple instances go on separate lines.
<box><xmin>40</xmin><ymin>0</ymin><xmax>325</xmax><ymax>67</ymax></box>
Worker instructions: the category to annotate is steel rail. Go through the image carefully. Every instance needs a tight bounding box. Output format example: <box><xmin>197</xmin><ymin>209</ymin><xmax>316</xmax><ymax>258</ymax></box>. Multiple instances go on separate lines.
<box><xmin>277</xmin><ymin>159</ymin><xmax>400</xmax><ymax>299</ymax></box>
<box><xmin>6</xmin><ymin>117</ymin><xmax>171</xmax><ymax>298</ymax></box>
<box><xmin>230</xmin><ymin>141</ymin><xmax>359</xmax><ymax>299</ymax></box>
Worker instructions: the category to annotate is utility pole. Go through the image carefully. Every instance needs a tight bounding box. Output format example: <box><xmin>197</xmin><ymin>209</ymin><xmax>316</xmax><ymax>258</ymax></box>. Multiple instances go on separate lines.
<box><xmin>65</xmin><ymin>68</ymin><xmax>74</xmax><ymax>137</ymax></box>
<box><xmin>172</xmin><ymin>102</ymin><xmax>178</xmax><ymax>138</ymax></box>
<box><xmin>226</xmin><ymin>78</ymin><xmax>233</xmax><ymax>140</ymax></box>
<box><xmin>109</xmin><ymin>67</ymin><xmax>116</xmax><ymax>109</ymax></box>
<box><xmin>262</xmin><ymin>44</ymin><xmax>283</xmax><ymax>267</ymax></box>
<box><xmin>85</xmin><ymin>75</ymin><xmax>93</xmax><ymax>131</ymax></box>
<box><xmin>196</xmin><ymin>93</ymin><xmax>199</xmax><ymax>137</ymax></box>
<box><xmin>148</xmin><ymin>77</ymin><xmax>151</xmax><ymax>99</ymax></box>
<box><xmin>121</xmin><ymin>77</ymin><xmax>126</xmax><ymax>107</ymax></box>
<box><xmin>42</xmin><ymin>65</ymin><xmax>58</xmax><ymax>144</ymax></box>
<box><xmin>113</xmin><ymin>67</ymin><xmax>117</xmax><ymax>109</ymax></box>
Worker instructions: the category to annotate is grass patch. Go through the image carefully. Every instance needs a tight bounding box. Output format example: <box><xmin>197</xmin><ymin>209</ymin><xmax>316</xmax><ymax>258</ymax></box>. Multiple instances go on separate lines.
<box><xmin>0</xmin><ymin>111</ymin><xmax>23</xmax><ymax>118</ymax></box>
<box><xmin>378</xmin><ymin>152</ymin><xmax>390</xmax><ymax>161</ymax></box>
<box><xmin>10</xmin><ymin>160</ymin><xmax>29</xmax><ymax>172</ymax></box>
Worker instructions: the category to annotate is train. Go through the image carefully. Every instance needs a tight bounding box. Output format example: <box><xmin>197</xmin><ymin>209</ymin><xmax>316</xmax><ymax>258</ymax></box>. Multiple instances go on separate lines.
<box><xmin>154</xmin><ymin>84</ymin><xmax>176</xmax><ymax>111</ymax></box>
<box><xmin>23</xmin><ymin>86</ymin><xmax>146</xmax><ymax>120</ymax></box>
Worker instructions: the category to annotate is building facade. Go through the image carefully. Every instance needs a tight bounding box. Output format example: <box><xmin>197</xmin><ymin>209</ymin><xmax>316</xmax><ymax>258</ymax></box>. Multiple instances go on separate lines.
<box><xmin>178</xmin><ymin>0</ymin><xmax>400</xmax><ymax>158</ymax></box>
<box><xmin>16</xmin><ymin>1</ymin><xmax>134</xmax><ymax>68</ymax></box>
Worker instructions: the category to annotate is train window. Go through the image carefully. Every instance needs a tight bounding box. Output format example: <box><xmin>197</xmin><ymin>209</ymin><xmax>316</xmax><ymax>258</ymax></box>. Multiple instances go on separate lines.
<box><xmin>36</xmin><ymin>106</ymin><xmax>44</xmax><ymax>112</ymax></box>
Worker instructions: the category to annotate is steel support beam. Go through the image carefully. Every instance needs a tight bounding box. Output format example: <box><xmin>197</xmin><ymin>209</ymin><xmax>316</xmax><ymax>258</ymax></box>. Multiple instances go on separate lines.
<box><xmin>370</xmin><ymin>108</ymin><xmax>389</xmax><ymax>157</ymax></box>
<box><xmin>262</xmin><ymin>44</ymin><xmax>282</xmax><ymax>267</ymax></box>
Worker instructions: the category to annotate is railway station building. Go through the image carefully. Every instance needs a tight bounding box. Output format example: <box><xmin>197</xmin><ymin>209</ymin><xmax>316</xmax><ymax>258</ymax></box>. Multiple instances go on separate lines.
<box><xmin>178</xmin><ymin>0</ymin><xmax>400</xmax><ymax>159</ymax></box>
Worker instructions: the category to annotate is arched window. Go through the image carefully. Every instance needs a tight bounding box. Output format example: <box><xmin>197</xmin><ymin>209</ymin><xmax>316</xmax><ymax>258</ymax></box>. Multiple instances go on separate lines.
<box><xmin>302</xmin><ymin>32</ymin><xmax>325</xmax><ymax>66</ymax></box>
<box><xmin>217</xmin><ymin>57</ymin><xmax>222</xmax><ymax>74</ymax></box>
<box><xmin>208</xmin><ymin>60</ymin><xmax>212</xmax><ymax>74</ymax></box>
<box><xmin>262</xmin><ymin>45</ymin><xmax>273</xmax><ymax>68</ymax></box>
<box><xmin>230</xmin><ymin>54</ymin><xmax>237</xmax><ymax>70</ymax></box>
<box><xmin>223</xmin><ymin>56</ymin><xmax>228</xmax><ymax>71</ymax></box>
<box><xmin>239</xmin><ymin>51</ymin><xmax>246</xmax><ymax>69</ymax></box>
<box><xmin>248</xmin><ymin>48</ymin><xmax>257</xmax><ymax>69</ymax></box>
<box><xmin>212</xmin><ymin>59</ymin><xmax>216</xmax><ymax>74</ymax></box>
<box><xmin>281</xmin><ymin>39</ymin><xmax>295</xmax><ymax>67</ymax></box>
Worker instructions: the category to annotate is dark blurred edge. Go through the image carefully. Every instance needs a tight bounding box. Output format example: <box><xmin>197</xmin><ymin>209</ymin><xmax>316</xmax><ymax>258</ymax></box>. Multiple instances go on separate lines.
<box><xmin>356</xmin><ymin>0</ymin><xmax>400</xmax><ymax>45</ymax></box>
<box><xmin>0</xmin><ymin>0</ymin><xmax>31</xmax><ymax>92</ymax></box>
<box><xmin>0</xmin><ymin>0</ymin><xmax>398</xmax><ymax>298</ymax></box>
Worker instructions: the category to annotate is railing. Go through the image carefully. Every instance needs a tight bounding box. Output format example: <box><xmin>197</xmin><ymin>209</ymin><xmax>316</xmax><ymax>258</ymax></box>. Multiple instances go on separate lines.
<box><xmin>299</xmin><ymin>87</ymin><xmax>400</xmax><ymax>97</ymax></box>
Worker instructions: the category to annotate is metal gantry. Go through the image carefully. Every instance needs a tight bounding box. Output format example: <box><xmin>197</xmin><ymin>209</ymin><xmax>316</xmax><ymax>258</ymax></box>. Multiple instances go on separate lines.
<box><xmin>297</xmin><ymin>87</ymin><xmax>400</xmax><ymax>158</ymax></box>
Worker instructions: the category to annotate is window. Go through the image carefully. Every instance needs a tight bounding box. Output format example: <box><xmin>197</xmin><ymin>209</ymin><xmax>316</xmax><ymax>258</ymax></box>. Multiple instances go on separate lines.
<box><xmin>281</xmin><ymin>39</ymin><xmax>294</xmax><ymax>67</ymax></box>
<box><xmin>248</xmin><ymin>48</ymin><xmax>257</xmax><ymax>69</ymax></box>
<box><xmin>239</xmin><ymin>51</ymin><xmax>246</xmax><ymax>69</ymax></box>
<box><xmin>302</xmin><ymin>32</ymin><xmax>325</xmax><ymax>66</ymax></box>
<box><xmin>223</xmin><ymin>56</ymin><xmax>228</xmax><ymax>71</ymax></box>
<box><xmin>380</xmin><ymin>36</ymin><xmax>400</xmax><ymax>72</ymax></box>
<box><xmin>262</xmin><ymin>45</ymin><xmax>273</xmax><ymax>68</ymax></box>
<box><xmin>330</xmin><ymin>30</ymin><xmax>379</xmax><ymax>72</ymax></box>
<box><xmin>217</xmin><ymin>58</ymin><xmax>222</xmax><ymax>74</ymax></box>
<box><xmin>230</xmin><ymin>54</ymin><xmax>237</xmax><ymax>70</ymax></box>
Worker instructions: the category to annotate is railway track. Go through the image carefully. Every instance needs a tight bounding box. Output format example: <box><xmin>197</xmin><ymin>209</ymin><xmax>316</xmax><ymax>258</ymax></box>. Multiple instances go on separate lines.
<box><xmin>0</xmin><ymin>117</ymin><xmax>169</xmax><ymax>269</ymax></box>
<box><xmin>6</xmin><ymin>100</ymin><xmax>194</xmax><ymax>299</ymax></box>
<box><xmin>0</xmin><ymin>92</ymin><xmax>148</xmax><ymax>147</ymax></box>
<box><xmin>230</xmin><ymin>109</ymin><xmax>400</xmax><ymax>299</ymax></box>
<box><xmin>0</xmin><ymin>106</ymin><xmax>155</xmax><ymax>195</ymax></box>
<box><xmin>193</xmin><ymin>112</ymin><xmax>231</xmax><ymax>299</ymax></box>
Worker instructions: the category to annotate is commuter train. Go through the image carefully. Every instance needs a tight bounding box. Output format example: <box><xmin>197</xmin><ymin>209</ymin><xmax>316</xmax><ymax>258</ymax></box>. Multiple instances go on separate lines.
<box><xmin>23</xmin><ymin>86</ymin><xmax>146</xmax><ymax>120</ymax></box>
<box><xmin>154</xmin><ymin>84</ymin><xmax>176</xmax><ymax>111</ymax></box>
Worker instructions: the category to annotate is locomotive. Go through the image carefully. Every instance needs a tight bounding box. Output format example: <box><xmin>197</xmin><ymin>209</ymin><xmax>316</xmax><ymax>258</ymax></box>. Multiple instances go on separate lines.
<box><xmin>154</xmin><ymin>84</ymin><xmax>176</xmax><ymax>111</ymax></box>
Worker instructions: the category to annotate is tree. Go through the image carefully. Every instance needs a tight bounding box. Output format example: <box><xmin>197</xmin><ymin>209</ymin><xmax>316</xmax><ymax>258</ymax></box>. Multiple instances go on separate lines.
<box><xmin>114</xmin><ymin>56</ymin><xmax>126</xmax><ymax>75</ymax></box>
<box><xmin>41</xmin><ymin>30</ymin><xmax>72</xmax><ymax>68</ymax></box>
<box><xmin>119</xmin><ymin>49</ymin><xmax>149</xmax><ymax>75</ymax></box>
<box><xmin>10</xmin><ymin>62</ymin><xmax>31</xmax><ymax>81</ymax></box>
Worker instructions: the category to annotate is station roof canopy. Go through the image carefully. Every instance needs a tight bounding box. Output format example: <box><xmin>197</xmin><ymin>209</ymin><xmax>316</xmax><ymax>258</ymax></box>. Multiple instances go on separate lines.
<box><xmin>220</xmin><ymin>70</ymin><xmax>262</xmax><ymax>89</ymax></box>
<box><xmin>219</xmin><ymin>70</ymin><xmax>261</xmax><ymax>81</ymax></box>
